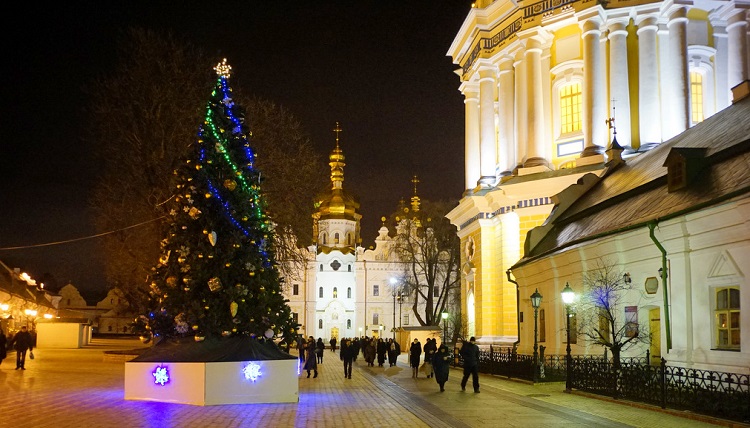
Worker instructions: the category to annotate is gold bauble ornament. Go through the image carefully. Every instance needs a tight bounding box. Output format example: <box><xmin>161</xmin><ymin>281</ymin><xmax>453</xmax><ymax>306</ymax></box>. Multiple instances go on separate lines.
<box><xmin>223</xmin><ymin>179</ymin><xmax>237</xmax><ymax>191</ymax></box>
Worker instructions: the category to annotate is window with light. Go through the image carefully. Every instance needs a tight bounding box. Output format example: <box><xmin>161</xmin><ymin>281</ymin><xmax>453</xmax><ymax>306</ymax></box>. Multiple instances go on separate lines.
<box><xmin>560</xmin><ymin>83</ymin><xmax>582</xmax><ymax>134</ymax></box>
<box><xmin>715</xmin><ymin>287</ymin><xmax>740</xmax><ymax>350</ymax></box>
<box><xmin>690</xmin><ymin>71</ymin><xmax>704</xmax><ymax>124</ymax></box>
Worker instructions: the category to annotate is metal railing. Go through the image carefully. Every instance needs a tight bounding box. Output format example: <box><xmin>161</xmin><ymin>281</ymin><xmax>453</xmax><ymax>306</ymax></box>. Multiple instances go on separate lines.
<box><xmin>453</xmin><ymin>347</ymin><xmax>749</xmax><ymax>423</ymax></box>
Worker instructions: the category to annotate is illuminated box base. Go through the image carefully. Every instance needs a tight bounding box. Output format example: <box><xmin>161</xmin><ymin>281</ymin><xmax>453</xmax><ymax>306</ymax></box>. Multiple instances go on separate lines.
<box><xmin>124</xmin><ymin>359</ymin><xmax>299</xmax><ymax>405</ymax></box>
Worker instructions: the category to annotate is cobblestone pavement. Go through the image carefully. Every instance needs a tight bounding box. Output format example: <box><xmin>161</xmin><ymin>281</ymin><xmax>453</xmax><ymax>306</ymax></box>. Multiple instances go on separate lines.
<box><xmin>0</xmin><ymin>338</ymin><xmax>743</xmax><ymax>428</ymax></box>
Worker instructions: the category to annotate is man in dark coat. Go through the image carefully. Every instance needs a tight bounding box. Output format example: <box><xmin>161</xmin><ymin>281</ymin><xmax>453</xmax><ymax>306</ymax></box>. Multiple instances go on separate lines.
<box><xmin>376</xmin><ymin>338</ymin><xmax>387</xmax><ymax>367</ymax></box>
<box><xmin>329</xmin><ymin>337</ymin><xmax>337</xmax><ymax>353</ymax></box>
<box><xmin>10</xmin><ymin>326</ymin><xmax>33</xmax><ymax>370</ymax></box>
<box><xmin>460</xmin><ymin>336</ymin><xmax>480</xmax><ymax>393</ymax></box>
<box><xmin>341</xmin><ymin>338</ymin><xmax>354</xmax><ymax>379</ymax></box>
<box><xmin>432</xmin><ymin>344</ymin><xmax>452</xmax><ymax>392</ymax></box>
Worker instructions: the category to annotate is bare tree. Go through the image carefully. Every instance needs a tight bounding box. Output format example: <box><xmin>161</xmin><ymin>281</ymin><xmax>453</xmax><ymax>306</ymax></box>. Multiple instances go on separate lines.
<box><xmin>86</xmin><ymin>29</ymin><xmax>325</xmax><ymax>311</ymax></box>
<box><xmin>575</xmin><ymin>259</ymin><xmax>649</xmax><ymax>369</ymax></box>
<box><xmin>391</xmin><ymin>200</ymin><xmax>461</xmax><ymax>326</ymax></box>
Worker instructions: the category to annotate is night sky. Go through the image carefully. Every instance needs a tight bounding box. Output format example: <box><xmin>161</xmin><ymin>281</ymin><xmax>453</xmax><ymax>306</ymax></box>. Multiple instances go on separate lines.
<box><xmin>0</xmin><ymin>2</ymin><xmax>469</xmax><ymax>301</ymax></box>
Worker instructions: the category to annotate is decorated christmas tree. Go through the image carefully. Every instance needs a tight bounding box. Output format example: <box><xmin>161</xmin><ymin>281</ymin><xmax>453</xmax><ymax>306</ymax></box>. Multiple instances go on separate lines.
<box><xmin>138</xmin><ymin>59</ymin><xmax>298</xmax><ymax>348</ymax></box>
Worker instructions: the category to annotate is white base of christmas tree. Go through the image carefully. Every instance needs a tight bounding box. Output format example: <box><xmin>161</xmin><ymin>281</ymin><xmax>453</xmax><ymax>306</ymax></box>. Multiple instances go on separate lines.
<box><xmin>124</xmin><ymin>359</ymin><xmax>299</xmax><ymax>405</ymax></box>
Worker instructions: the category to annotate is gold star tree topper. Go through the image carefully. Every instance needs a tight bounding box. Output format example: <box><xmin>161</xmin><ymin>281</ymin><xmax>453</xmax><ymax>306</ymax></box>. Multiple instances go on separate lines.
<box><xmin>214</xmin><ymin>58</ymin><xmax>232</xmax><ymax>78</ymax></box>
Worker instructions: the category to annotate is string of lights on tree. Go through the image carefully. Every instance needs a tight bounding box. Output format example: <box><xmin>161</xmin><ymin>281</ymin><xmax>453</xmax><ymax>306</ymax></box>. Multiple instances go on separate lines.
<box><xmin>137</xmin><ymin>59</ymin><xmax>298</xmax><ymax>345</ymax></box>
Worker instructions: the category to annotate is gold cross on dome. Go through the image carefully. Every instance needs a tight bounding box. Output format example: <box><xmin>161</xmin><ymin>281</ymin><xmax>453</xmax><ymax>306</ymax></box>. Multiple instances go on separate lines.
<box><xmin>333</xmin><ymin>122</ymin><xmax>343</xmax><ymax>146</ymax></box>
<box><xmin>214</xmin><ymin>58</ymin><xmax>232</xmax><ymax>78</ymax></box>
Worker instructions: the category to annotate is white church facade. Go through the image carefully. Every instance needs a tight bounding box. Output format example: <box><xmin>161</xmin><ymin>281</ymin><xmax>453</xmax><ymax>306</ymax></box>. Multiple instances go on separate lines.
<box><xmin>282</xmin><ymin>126</ymin><xmax>426</xmax><ymax>343</ymax></box>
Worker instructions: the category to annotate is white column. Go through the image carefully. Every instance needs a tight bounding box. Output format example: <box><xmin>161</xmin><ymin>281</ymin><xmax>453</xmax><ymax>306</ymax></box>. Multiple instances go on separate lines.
<box><xmin>727</xmin><ymin>10</ymin><xmax>749</xmax><ymax>90</ymax></box>
<box><xmin>514</xmin><ymin>51</ymin><xmax>527</xmax><ymax>170</ymax></box>
<box><xmin>636</xmin><ymin>15</ymin><xmax>661</xmax><ymax>145</ymax></box>
<box><xmin>524</xmin><ymin>37</ymin><xmax>547</xmax><ymax>167</ymax></box>
<box><xmin>665</xmin><ymin>6</ymin><xmax>690</xmax><ymax>139</ymax></box>
<box><xmin>608</xmin><ymin>18</ymin><xmax>632</xmax><ymax>147</ymax></box>
<box><xmin>478</xmin><ymin>64</ymin><xmax>497</xmax><ymax>186</ymax></box>
<box><xmin>497</xmin><ymin>58</ymin><xmax>515</xmax><ymax>175</ymax></box>
<box><xmin>581</xmin><ymin>17</ymin><xmax>606</xmax><ymax>156</ymax></box>
<box><xmin>712</xmin><ymin>24</ymin><xmax>730</xmax><ymax>110</ymax></box>
<box><xmin>462</xmin><ymin>85</ymin><xmax>480</xmax><ymax>190</ymax></box>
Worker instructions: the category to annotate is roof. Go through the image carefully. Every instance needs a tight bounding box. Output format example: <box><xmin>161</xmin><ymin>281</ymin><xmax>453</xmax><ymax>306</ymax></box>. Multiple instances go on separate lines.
<box><xmin>516</xmin><ymin>95</ymin><xmax>750</xmax><ymax>266</ymax></box>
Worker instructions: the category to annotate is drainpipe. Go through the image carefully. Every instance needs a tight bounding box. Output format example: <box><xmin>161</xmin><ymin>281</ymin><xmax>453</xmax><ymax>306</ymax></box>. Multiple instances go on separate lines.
<box><xmin>506</xmin><ymin>269</ymin><xmax>521</xmax><ymax>348</ymax></box>
<box><xmin>648</xmin><ymin>222</ymin><xmax>672</xmax><ymax>351</ymax></box>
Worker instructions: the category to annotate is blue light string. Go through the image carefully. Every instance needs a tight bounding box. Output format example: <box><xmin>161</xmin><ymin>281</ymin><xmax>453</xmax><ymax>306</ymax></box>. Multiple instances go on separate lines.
<box><xmin>206</xmin><ymin>179</ymin><xmax>250</xmax><ymax>237</ymax></box>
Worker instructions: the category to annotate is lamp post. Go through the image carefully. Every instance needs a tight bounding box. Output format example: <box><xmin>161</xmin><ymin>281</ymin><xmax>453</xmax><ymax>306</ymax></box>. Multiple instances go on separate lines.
<box><xmin>561</xmin><ymin>282</ymin><xmax>575</xmax><ymax>392</ymax></box>
<box><xmin>530</xmin><ymin>289</ymin><xmax>542</xmax><ymax>382</ymax></box>
<box><xmin>391</xmin><ymin>289</ymin><xmax>397</xmax><ymax>340</ymax></box>
<box><xmin>441</xmin><ymin>312</ymin><xmax>449</xmax><ymax>345</ymax></box>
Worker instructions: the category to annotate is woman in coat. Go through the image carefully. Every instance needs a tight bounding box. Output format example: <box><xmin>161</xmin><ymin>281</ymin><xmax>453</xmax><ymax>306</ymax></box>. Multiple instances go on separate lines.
<box><xmin>303</xmin><ymin>337</ymin><xmax>318</xmax><ymax>378</ymax></box>
<box><xmin>432</xmin><ymin>344</ymin><xmax>451</xmax><ymax>392</ymax></box>
<box><xmin>316</xmin><ymin>338</ymin><xmax>325</xmax><ymax>364</ymax></box>
<box><xmin>364</xmin><ymin>338</ymin><xmax>376</xmax><ymax>367</ymax></box>
<box><xmin>376</xmin><ymin>338</ymin><xmax>387</xmax><ymax>367</ymax></box>
<box><xmin>409</xmin><ymin>338</ymin><xmax>422</xmax><ymax>378</ymax></box>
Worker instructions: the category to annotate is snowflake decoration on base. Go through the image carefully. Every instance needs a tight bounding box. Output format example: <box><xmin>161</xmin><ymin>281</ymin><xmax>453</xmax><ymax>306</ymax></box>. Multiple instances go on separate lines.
<box><xmin>242</xmin><ymin>362</ymin><xmax>262</xmax><ymax>382</ymax></box>
<box><xmin>152</xmin><ymin>366</ymin><xmax>170</xmax><ymax>386</ymax></box>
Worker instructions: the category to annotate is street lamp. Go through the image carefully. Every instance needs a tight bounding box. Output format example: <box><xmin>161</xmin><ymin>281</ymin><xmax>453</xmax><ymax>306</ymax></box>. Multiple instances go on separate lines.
<box><xmin>441</xmin><ymin>312</ymin><xmax>449</xmax><ymax>345</ymax></box>
<box><xmin>561</xmin><ymin>282</ymin><xmax>575</xmax><ymax>392</ymax></box>
<box><xmin>530</xmin><ymin>289</ymin><xmax>542</xmax><ymax>382</ymax></box>
<box><xmin>391</xmin><ymin>284</ymin><xmax>398</xmax><ymax>340</ymax></box>
<box><xmin>379</xmin><ymin>324</ymin><xmax>384</xmax><ymax>338</ymax></box>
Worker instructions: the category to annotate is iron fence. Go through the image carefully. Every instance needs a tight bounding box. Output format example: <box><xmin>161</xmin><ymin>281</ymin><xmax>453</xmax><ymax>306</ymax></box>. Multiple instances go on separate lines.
<box><xmin>453</xmin><ymin>346</ymin><xmax>749</xmax><ymax>423</ymax></box>
<box><xmin>568</xmin><ymin>356</ymin><xmax>749</xmax><ymax>423</ymax></box>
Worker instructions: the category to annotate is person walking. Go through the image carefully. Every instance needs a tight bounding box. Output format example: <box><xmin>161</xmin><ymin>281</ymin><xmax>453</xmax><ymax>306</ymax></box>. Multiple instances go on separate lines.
<box><xmin>387</xmin><ymin>338</ymin><xmax>397</xmax><ymax>367</ymax></box>
<box><xmin>364</xmin><ymin>338</ymin><xmax>376</xmax><ymax>367</ymax></box>
<box><xmin>329</xmin><ymin>337</ymin><xmax>337</xmax><ymax>354</ymax></box>
<box><xmin>303</xmin><ymin>337</ymin><xmax>318</xmax><ymax>378</ymax></box>
<box><xmin>423</xmin><ymin>338</ymin><xmax>437</xmax><ymax>378</ymax></box>
<box><xmin>432</xmin><ymin>344</ymin><xmax>451</xmax><ymax>392</ymax></box>
<box><xmin>316</xmin><ymin>338</ymin><xmax>325</xmax><ymax>364</ymax></box>
<box><xmin>460</xmin><ymin>336</ymin><xmax>480</xmax><ymax>393</ymax></box>
<box><xmin>341</xmin><ymin>338</ymin><xmax>354</xmax><ymax>379</ymax></box>
<box><xmin>0</xmin><ymin>327</ymin><xmax>6</xmax><ymax>365</ymax></box>
<box><xmin>10</xmin><ymin>326</ymin><xmax>33</xmax><ymax>370</ymax></box>
<box><xmin>409</xmin><ymin>338</ymin><xmax>422</xmax><ymax>378</ymax></box>
<box><xmin>376</xmin><ymin>338</ymin><xmax>387</xmax><ymax>367</ymax></box>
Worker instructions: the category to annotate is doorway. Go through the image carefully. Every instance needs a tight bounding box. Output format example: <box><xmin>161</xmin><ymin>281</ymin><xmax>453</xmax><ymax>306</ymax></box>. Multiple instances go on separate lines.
<box><xmin>649</xmin><ymin>308</ymin><xmax>661</xmax><ymax>365</ymax></box>
<box><xmin>330</xmin><ymin>327</ymin><xmax>339</xmax><ymax>341</ymax></box>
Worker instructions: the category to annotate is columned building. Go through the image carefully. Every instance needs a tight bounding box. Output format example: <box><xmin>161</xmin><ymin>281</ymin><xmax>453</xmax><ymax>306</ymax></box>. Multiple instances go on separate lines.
<box><xmin>446</xmin><ymin>0</ymin><xmax>749</xmax><ymax>345</ymax></box>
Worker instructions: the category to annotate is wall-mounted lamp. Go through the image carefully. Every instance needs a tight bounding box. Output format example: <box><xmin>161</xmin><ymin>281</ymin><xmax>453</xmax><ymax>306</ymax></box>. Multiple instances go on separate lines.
<box><xmin>658</xmin><ymin>267</ymin><xmax>668</xmax><ymax>279</ymax></box>
<box><xmin>623</xmin><ymin>273</ymin><xmax>632</xmax><ymax>284</ymax></box>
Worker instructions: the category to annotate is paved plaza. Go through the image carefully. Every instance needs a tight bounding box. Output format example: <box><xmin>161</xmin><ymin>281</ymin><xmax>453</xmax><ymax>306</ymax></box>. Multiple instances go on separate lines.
<box><xmin>0</xmin><ymin>337</ymin><xmax>742</xmax><ymax>428</ymax></box>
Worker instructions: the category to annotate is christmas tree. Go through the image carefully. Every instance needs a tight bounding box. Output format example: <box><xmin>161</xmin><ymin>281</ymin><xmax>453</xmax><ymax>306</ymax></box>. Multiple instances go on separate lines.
<box><xmin>138</xmin><ymin>59</ymin><xmax>297</xmax><ymax>347</ymax></box>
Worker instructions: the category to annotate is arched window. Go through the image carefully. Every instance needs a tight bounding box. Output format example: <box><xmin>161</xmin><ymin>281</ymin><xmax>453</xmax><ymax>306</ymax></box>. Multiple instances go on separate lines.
<box><xmin>688</xmin><ymin>45</ymin><xmax>717</xmax><ymax>124</ymax></box>
<box><xmin>347</xmin><ymin>319</ymin><xmax>351</xmax><ymax>329</ymax></box>
<box><xmin>373</xmin><ymin>313</ymin><xmax>379</xmax><ymax>325</ymax></box>
<box><xmin>318</xmin><ymin>319</ymin><xmax>323</xmax><ymax>329</ymax></box>
<box><xmin>334</xmin><ymin>232</ymin><xmax>340</xmax><ymax>243</ymax></box>
<box><xmin>347</xmin><ymin>287</ymin><xmax>352</xmax><ymax>299</ymax></box>
<box><xmin>348</xmin><ymin>264</ymin><xmax>352</xmax><ymax>272</ymax></box>
<box><xmin>333</xmin><ymin>287</ymin><xmax>338</xmax><ymax>298</ymax></box>
<box><xmin>319</xmin><ymin>287</ymin><xmax>323</xmax><ymax>298</ymax></box>
<box><xmin>321</xmin><ymin>233</ymin><xmax>327</xmax><ymax>245</ymax></box>
<box><xmin>319</xmin><ymin>264</ymin><xmax>323</xmax><ymax>272</ymax></box>
<box><xmin>347</xmin><ymin>233</ymin><xmax>352</xmax><ymax>245</ymax></box>
<box><xmin>551</xmin><ymin>61</ymin><xmax>584</xmax><ymax>160</ymax></box>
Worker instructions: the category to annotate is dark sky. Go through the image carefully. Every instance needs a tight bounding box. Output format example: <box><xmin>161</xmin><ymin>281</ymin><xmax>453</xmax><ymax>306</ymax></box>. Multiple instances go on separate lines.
<box><xmin>0</xmin><ymin>1</ymin><xmax>468</xmax><ymax>301</ymax></box>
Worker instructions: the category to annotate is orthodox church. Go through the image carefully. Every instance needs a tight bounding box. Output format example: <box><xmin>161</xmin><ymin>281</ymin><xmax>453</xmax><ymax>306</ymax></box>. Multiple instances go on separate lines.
<box><xmin>283</xmin><ymin>124</ymin><xmax>423</xmax><ymax>342</ymax></box>
<box><xmin>445</xmin><ymin>0</ymin><xmax>749</xmax><ymax>372</ymax></box>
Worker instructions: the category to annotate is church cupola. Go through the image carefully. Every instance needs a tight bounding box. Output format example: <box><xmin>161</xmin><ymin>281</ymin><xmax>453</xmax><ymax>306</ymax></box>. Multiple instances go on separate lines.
<box><xmin>312</xmin><ymin>122</ymin><xmax>362</xmax><ymax>254</ymax></box>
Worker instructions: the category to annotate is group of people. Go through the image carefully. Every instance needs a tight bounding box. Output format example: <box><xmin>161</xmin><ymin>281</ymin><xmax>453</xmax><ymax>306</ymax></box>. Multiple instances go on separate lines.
<box><xmin>0</xmin><ymin>326</ymin><xmax>35</xmax><ymax>370</ymax></box>
<box><xmin>294</xmin><ymin>334</ymin><xmax>481</xmax><ymax>394</ymax></box>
